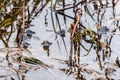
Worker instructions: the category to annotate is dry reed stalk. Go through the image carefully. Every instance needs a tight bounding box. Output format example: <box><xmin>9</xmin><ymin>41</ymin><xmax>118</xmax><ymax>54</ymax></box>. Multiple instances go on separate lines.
<box><xmin>22</xmin><ymin>1</ymin><xmax>25</xmax><ymax>31</ymax></box>
<box><xmin>71</xmin><ymin>8</ymin><xmax>82</xmax><ymax>38</ymax></box>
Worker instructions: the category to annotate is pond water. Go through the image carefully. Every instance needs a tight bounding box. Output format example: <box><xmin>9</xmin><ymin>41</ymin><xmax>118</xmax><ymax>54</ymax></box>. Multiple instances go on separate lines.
<box><xmin>0</xmin><ymin>0</ymin><xmax>120</xmax><ymax>80</ymax></box>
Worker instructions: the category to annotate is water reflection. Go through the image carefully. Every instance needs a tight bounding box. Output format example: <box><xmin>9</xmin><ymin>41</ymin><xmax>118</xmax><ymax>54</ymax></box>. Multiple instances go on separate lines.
<box><xmin>51</xmin><ymin>0</ymin><xmax>120</xmax><ymax>79</ymax></box>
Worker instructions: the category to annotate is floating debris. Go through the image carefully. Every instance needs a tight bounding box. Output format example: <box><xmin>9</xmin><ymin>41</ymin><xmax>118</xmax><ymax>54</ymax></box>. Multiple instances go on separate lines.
<box><xmin>116</xmin><ymin>57</ymin><xmax>120</xmax><ymax>68</ymax></box>
<box><xmin>25</xmin><ymin>29</ymin><xmax>35</xmax><ymax>39</ymax></box>
<box><xmin>91</xmin><ymin>77</ymin><xmax>106</xmax><ymax>80</ymax></box>
<box><xmin>22</xmin><ymin>42</ymin><xmax>30</xmax><ymax>49</ymax></box>
<box><xmin>41</xmin><ymin>40</ymin><xmax>52</xmax><ymax>47</ymax></box>
<box><xmin>23</xmin><ymin>35</ymin><xmax>30</xmax><ymax>41</ymax></box>
<box><xmin>24</xmin><ymin>57</ymin><xmax>43</xmax><ymax>65</ymax></box>
<box><xmin>23</xmin><ymin>57</ymin><xmax>53</xmax><ymax>69</ymax></box>
<box><xmin>26</xmin><ymin>29</ymin><xmax>35</xmax><ymax>35</ymax></box>
<box><xmin>41</xmin><ymin>40</ymin><xmax>52</xmax><ymax>56</ymax></box>
<box><xmin>105</xmin><ymin>67</ymin><xmax>116</xmax><ymax>76</ymax></box>
<box><xmin>98</xmin><ymin>26</ymin><xmax>109</xmax><ymax>34</ymax></box>
<box><xmin>23</xmin><ymin>34</ymin><xmax>40</xmax><ymax>41</ymax></box>
<box><xmin>55</xmin><ymin>29</ymin><xmax>66</xmax><ymax>37</ymax></box>
<box><xmin>32</xmin><ymin>36</ymin><xmax>40</xmax><ymax>40</ymax></box>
